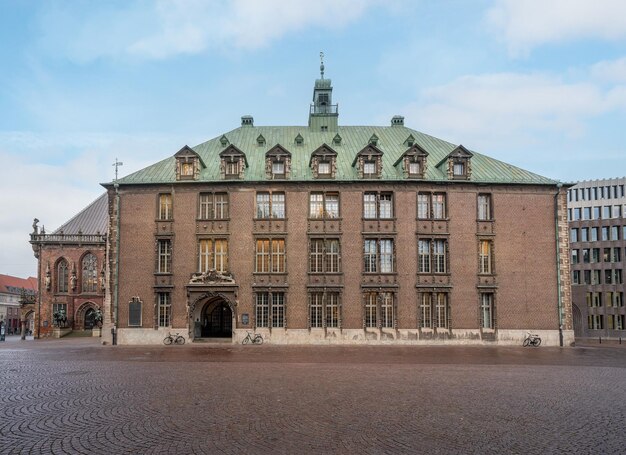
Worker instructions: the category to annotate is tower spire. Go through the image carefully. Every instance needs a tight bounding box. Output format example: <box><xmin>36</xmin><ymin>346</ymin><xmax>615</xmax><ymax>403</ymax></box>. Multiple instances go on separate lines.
<box><xmin>320</xmin><ymin>51</ymin><xmax>325</xmax><ymax>80</ymax></box>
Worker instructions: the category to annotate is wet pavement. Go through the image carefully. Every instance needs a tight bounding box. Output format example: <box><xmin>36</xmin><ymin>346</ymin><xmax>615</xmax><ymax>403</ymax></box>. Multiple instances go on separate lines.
<box><xmin>1</xmin><ymin>336</ymin><xmax>626</xmax><ymax>454</ymax></box>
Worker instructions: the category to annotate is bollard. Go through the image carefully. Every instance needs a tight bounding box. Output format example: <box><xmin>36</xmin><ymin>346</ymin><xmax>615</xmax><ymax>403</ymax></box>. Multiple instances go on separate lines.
<box><xmin>599</xmin><ymin>336</ymin><xmax>601</xmax><ymax>344</ymax></box>
<box><xmin>620</xmin><ymin>337</ymin><xmax>622</xmax><ymax>345</ymax></box>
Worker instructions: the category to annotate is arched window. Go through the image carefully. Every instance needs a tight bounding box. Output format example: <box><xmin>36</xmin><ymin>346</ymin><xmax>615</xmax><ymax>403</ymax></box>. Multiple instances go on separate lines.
<box><xmin>57</xmin><ymin>259</ymin><xmax>69</xmax><ymax>293</ymax></box>
<box><xmin>82</xmin><ymin>253</ymin><xmax>98</xmax><ymax>293</ymax></box>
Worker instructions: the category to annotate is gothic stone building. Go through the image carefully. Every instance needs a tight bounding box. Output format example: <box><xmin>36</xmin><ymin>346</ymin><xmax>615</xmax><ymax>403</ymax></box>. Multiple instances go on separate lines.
<box><xmin>29</xmin><ymin>194</ymin><xmax>108</xmax><ymax>337</ymax></box>
<box><xmin>102</xmin><ymin>72</ymin><xmax>573</xmax><ymax>346</ymax></box>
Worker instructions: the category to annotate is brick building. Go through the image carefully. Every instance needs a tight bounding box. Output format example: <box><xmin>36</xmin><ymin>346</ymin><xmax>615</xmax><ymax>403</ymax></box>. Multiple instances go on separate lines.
<box><xmin>101</xmin><ymin>68</ymin><xmax>573</xmax><ymax>346</ymax></box>
<box><xmin>29</xmin><ymin>194</ymin><xmax>108</xmax><ymax>337</ymax></box>
<box><xmin>567</xmin><ymin>177</ymin><xmax>625</xmax><ymax>338</ymax></box>
<box><xmin>0</xmin><ymin>274</ymin><xmax>37</xmax><ymax>335</ymax></box>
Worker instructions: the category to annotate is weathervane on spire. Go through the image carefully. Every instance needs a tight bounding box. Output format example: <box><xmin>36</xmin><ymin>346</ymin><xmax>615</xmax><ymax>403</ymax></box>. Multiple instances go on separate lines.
<box><xmin>112</xmin><ymin>157</ymin><xmax>124</xmax><ymax>182</ymax></box>
<box><xmin>320</xmin><ymin>51</ymin><xmax>325</xmax><ymax>79</ymax></box>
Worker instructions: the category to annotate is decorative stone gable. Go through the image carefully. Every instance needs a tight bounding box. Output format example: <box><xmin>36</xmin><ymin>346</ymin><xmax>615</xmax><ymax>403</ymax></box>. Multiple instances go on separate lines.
<box><xmin>219</xmin><ymin>145</ymin><xmax>248</xmax><ymax>180</ymax></box>
<box><xmin>445</xmin><ymin>145</ymin><xmax>473</xmax><ymax>180</ymax></box>
<box><xmin>265</xmin><ymin>144</ymin><xmax>292</xmax><ymax>180</ymax></box>
<box><xmin>309</xmin><ymin>143</ymin><xmax>338</xmax><ymax>179</ymax></box>
<box><xmin>353</xmin><ymin>144</ymin><xmax>384</xmax><ymax>179</ymax></box>
<box><xmin>174</xmin><ymin>145</ymin><xmax>203</xmax><ymax>181</ymax></box>
<box><xmin>394</xmin><ymin>144</ymin><xmax>428</xmax><ymax>179</ymax></box>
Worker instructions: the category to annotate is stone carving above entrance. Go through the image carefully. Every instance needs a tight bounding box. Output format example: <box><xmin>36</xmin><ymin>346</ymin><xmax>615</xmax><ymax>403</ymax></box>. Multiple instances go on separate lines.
<box><xmin>189</xmin><ymin>269</ymin><xmax>235</xmax><ymax>285</ymax></box>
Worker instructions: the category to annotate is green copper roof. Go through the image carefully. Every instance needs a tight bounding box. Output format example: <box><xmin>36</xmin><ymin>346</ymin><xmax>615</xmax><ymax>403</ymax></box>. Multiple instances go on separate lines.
<box><xmin>115</xmin><ymin>125</ymin><xmax>557</xmax><ymax>186</ymax></box>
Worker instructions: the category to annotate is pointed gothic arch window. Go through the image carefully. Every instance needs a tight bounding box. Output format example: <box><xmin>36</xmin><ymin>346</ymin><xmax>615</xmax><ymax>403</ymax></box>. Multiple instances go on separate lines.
<box><xmin>82</xmin><ymin>253</ymin><xmax>98</xmax><ymax>293</ymax></box>
<box><xmin>57</xmin><ymin>259</ymin><xmax>69</xmax><ymax>293</ymax></box>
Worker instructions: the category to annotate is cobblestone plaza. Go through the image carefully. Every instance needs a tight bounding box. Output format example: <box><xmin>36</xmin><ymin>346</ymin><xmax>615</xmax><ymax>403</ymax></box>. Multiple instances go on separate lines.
<box><xmin>1</xmin><ymin>338</ymin><xmax>625</xmax><ymax>454</ymax></box>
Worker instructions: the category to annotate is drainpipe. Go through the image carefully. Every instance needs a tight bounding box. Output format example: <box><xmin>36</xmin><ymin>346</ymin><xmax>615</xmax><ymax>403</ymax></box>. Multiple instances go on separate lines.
<box><xmin>37</xmin><ymin>244</ymin><xmax>42</xmax><ymax>339</ymax></box>
<box><xmin>554</xmin><ymin>183</ymin><xmax>564</xmax><ymax>347</ymax></box>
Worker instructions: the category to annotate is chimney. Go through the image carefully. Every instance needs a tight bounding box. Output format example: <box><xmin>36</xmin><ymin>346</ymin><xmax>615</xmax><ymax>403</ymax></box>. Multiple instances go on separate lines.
<box><xmin>241</xmin><ymin>115</ymin><xmax>254</xmax><ymax>127</ymax></box>
<box><xmin>391</xmin><ymin>115</ymin><xmax>404</xmax><ymax>127</ymax></box>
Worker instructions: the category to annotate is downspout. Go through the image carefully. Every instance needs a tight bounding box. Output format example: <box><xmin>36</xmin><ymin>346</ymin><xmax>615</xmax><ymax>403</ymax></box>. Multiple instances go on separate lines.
<box><xmin>554</xmin><ymin>183</ymin><xmax>564</xmax><ymax>347</ymax></box>
<box><xmin>37</xmin><ymin>244</ymin><xmax>42</xmax><ymax>339</ymax></box>
<box><xmin>113</xmin><ymin>183</ymin><xmax>121</xmax><ymax>345</ymax></box>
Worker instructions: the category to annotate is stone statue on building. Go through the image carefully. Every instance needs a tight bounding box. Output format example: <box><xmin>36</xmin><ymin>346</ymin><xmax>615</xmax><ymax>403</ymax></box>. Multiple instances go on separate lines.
<box><xmin>189</xmin><ymin>269</ymin><xmax>235</xmax><ymax>284</ymax></box>
<box><xmin>32</xmin><ymin>218</ymin><xmax>39</xmax><ymax>234</ymax></box>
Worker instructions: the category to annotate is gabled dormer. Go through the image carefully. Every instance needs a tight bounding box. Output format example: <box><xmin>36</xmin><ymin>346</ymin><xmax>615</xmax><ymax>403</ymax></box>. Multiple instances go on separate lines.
<box><xmin>256</xmin><ymin>134</ymin><xmax>266</xmax><ymax>147</ymax></box>
<box><xmin>438</xmin><ymin>145</ymin><xmax>473</xmax><ymax>180</ymax></box>
<box><xmin>309</xmin><ymin>143</ymin><xmax>338</xmax><ymax>179</ymax></box>
<box><xmin>403</xmin><ymin>134</ymin><xmax>415</xmax><ymax>147</ymax></box>
<box><xmin>219</xmin><ymin>145</ymin><xmax>248</xmax><ymax>180</ymax></box>
<box><xmin>352</xmin><ymin>144</ymin><xmax>384</xmax><ymax>179</ymax></box>
<box><xmin>265</xmin><ymin>144</ymin><xmax>291</xmax><ymax>180</ymax></box>
<box><xmin>368</xmin><ymin>134</ymin><xmax>379</xmax><ymax>146</ymax></box>
<box><xmin>174</xmin><ymin>145</ymin><xmax>205</xmax><ymax>181</ymax></box>
<box><xmin>332</xmin><ymin>133</ymin><xmax>342</xmax><ymax>146</ymax></box>
<box><xmin>219</xmin><ymin>135</ymin><xmax>230</xmax><ymax>147</ymax></box>
<box><xmin>294</xmin><ymin>133</ymin><xmax>304</xmax><ymax>146</ymax></box>
<box><xmin>393</xmin><ymin>144</ymin><xmax>428</xmax><ymax>179</ymax></box>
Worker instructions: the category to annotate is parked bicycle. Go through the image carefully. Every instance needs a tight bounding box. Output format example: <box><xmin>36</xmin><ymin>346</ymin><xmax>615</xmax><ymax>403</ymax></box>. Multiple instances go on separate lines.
<box><xmin>163</xmin><ymin>332</ymin><xmax>186</xmax><ymax>345</ymax></box>
<box><xmin>242</xmin><ymin>331</ymin><xmax>263</xmax><ymax>345</ymax></box>
<box><xmin>523</xmin><ymin>332</ymin><xmax>541</xmax><ymax>347</ymax></box>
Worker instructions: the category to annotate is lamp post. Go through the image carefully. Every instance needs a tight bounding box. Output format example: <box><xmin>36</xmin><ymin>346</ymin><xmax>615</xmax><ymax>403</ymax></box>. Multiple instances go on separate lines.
<box><xmin>0</xmin><ymin>316</ymin><xmax>5</xmax><ymax>342</ymax></box>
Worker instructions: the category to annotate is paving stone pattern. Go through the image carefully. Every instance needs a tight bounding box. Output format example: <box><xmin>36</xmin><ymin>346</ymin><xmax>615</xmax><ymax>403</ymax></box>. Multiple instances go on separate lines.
<box><xmin>1</xmin><ymin>338</ymin><xmax>626</xmax><ymax>454</ymax></box>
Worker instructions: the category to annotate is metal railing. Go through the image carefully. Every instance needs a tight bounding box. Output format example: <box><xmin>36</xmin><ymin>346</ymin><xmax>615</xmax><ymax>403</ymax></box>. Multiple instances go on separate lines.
<box><xmin>310</xmin><ymin>104</ymin><xmax>338</xmax><ymax>115</ymax></box>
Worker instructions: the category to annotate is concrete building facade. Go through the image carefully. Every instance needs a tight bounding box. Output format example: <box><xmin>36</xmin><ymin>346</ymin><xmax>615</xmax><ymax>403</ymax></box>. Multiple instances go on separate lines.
<box><xmin>101</xmin><ymin>70</ymin><xmax>573</xmax><ymax>346</ymax></box>
<box><xmin>567</xmin><ymin>177</ymin><xmax>626</xmax><ymax>339</ymax></box>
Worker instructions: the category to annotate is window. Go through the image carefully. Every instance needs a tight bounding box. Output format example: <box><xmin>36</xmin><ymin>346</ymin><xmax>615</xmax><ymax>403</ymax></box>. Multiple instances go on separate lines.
<box><xmin>157</xmin><ymin>240</ymin><xmax>172</xmax><ymax>273</ymax></box>
<box><xmin>453</xmin><ymin>162</ymin><xmax>465</xmax><ymax>176</ymax></box>
<box><xmin>480</xmin><ymin>293</ymin><xmax>495</xmax><ymax>329</ymax></box>
<box><xmin>581</xmin><ymin>228</ymin><xmax>588</xmax><ymax>242</ymax></box>
<box><xmin>573</xmin><ymin>208</ymin><xmax>581</xmax><ymax>220</ymax></box>
<box><xmin>364</xmin><ymin>292</ymin><xmax>395</xmax><ymax>328</ymax></box>
<box><xmin>272</xmin><ymin>161</ymin><xmax>285</xmax><ymax>178</ymax></box>
<box><xmin>591</xmin><ymin>227</ymin><xmax>598</xmax><ymax>242</ymax></box>
<box><xmin>571</xmin><ymin>249</ymin><xmax>579</xmax><ymax>264</ymax></box>
<box><xmin>309</xmin><ymin>292</ymin><xmax>340</xmax><ymax>328</ymax></box>
<box><xmin>198</xmin><ymin>239</ymin><xmax>228</xmax><ymax>273</ymax></box>
<box><xmin>570</xmin><ymin>228</ymin><xmax>578</xmax><ymax>243</ymax></box>
<box><xmin>309</xmin><ymin>239</ymin><xmax>340</xmax><ymax>273</ymax></box>
<box><xmin>593</xmin><ymin>206</ymin><xmax>601</xmax><ymax>219</ymax></box>
<box><xmin>612</xmin><ymin>248</ymin><xmax>621</xmax><ymax>262</ymax></box>
<box><xmin>592</xmin><ymin>248</ymin><xmax>601</xmax><ymax>263</ymax></box>
<box><xmin>611</xmin><ymin>226</ymin><xmax>619</xmax><ymax>240</ymax></box>
<box><xmin>588</xmin><ymin>314</ymin><xmax>603</xmax><ymax>330</ymax></box>
<box><xmin>582</xmin><ymin>248</ymin><xmax>590</xmax><ymax>263</ymax></box>
<box><xmin>604</xmin><ymin>206</ymin><xmax>612</xmax><ymax>219</ymax></box>
<box><xmin>181</xmin><ymin>162</ymin><xmax>194</xmax><ymax>177</ymax></box>
<box><xmin>363</xmin><ymin>161</ymin><xmax>376</xmax><ymax>176</ymax></box>
<box><xmin>225</xmin><ymin>161</ymin><xmax>240</xmax><ymax>178</ymax></box>
<box><xmin>198</xmin><ymin>193</ymin><xmax>229</xmax><ymax>220</ymax></box>
<box><xmin>418</xmin><ymin>192</ymin><xmax>447</xmax><ymax>220</ymax></box>
<box><xmin>158</xmin><ymin>194</ymin><xmax>172</xmax><ymax>220</ymax></box>
<box><xmin>318</xmin><ymin>162</ymin><xmax>331</xmax><ymax>175</ymax></box>
<box><xmin>572</xmin><ymin>270</ymin><xmax>580</xmax><ymax>284</ymax></box>
<box><xmin>477</xmin><ymin>194</ymin><xmax>492</xmax><ymax>220</ymax></box>
<box><xmin>255</xmin><ymin>292</ymin><xmax>285</xmax><ymax>328</ymax></box>
<box><xmin>419</xmin><ymin>294</ymin><xmax>432</xmax><ymax>328</ymax></box>
<box><xmin>364</xmin><ymin>239</ymin><xmax>394</xmax><ymax>273</ymax></box>
<box><xmin>479</xmin><ymin>240</ymin><xmax>493</xmax><ymax>274</ymax></box>
<box><xmin>255</xmin><ymin>239</ymin><xmax>285</xmax><ymax>273</ymax></box>
<box><xmin>409</xmin><ymin>161</ymin><xmax>421</xmax><ymax>176</ymax></box>
<box><xmin>435</xmin><ymin>293</ymin><xmax>449</xmax><ymax>328</ymax></box>
<box><xmin>309</xmin><ymin>192</ymin><xmax>339</xmax><ymax>219</ymax></box>
<box><xmin>256</xmin><ymin>192</ymin><xmax>285</xmax><ymax>219</ymax></box>
<box><xmin>158</xmin><ymin>293</ymin><xmax>171</xmax><ymax>327</ymax></box>
<box><xmin>583</xmin><ymin>207</ymin><xmax>591</xmax><ymax>220</ymax></box>
<box><xmin>57</xmin><ymin>259</ymin><xmax>69</xmax><ymax>293</ymax></box>
<box><xmin>418</xmin><ymin>238</ymin><xmax>448</xmax><ymax>274</ymax></box>
<box><xmin>81</xmin><ymin>253</ymin><xmax>98</xmax><ymax>293</ymax></box>
<box><xmin>128</xmin><ymin>297</ymin><xmax>142</xmax><ymax>327</ymax></box>
<box><xmin>52</xmin><ymin>302</ymin><xmax>68</xmax><ymax>320</ymax></box>
<box><xmin>602</xmin><ymin>227</ymin><xmax>609</xmax><ymax>241</ymax></box>
<box><xmin>363</xmin><ymin>192</ymin><xmax>393</xmax><ymax>219</ymax></box>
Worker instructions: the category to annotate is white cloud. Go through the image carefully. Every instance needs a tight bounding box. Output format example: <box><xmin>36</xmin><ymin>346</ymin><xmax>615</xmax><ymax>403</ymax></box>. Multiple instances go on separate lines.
<box><xmin>591</xmin><ymin>57</ymin><xmax>626</xmax><ymax>84</ymax></box>
<box><xmin>487</xmin><ymin>0</ymin><xmax>626</xmax><ymax>56</ymax></box>
<box><xmin>38</xmin><ymin>0</ymin><xmax>387</xmax><ymax>61</ymax></box>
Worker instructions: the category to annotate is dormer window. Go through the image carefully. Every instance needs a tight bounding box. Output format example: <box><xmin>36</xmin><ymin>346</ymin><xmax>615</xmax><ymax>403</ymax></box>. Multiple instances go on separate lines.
<box><xmin>257</xmin><ymin>134</ymin><xmax>266</xmax><ymax>146</ymax></box>
<box><xmin>174</xmin><ymin>145</ymin><xmax>204</xmax><ymax>181</ymax></box>
<box><xmin>438</xmin><ymin>145</ymin><xmax>472</xmax><ymax>180</ymax></box>
<box><xmin>295</xmin><ymin>134</ymin><xmax>304</xmax><ymax>146</ymax></box>
<box><xmin>220</xmin><ymin>135</ymin><xmax>229</xmax><ymax>147</ymax></box>
<box><xmin>310</xmin><ymin>144</ymin><xmax>337</xmax><ymax>179</ymax></box>
<box><xmin>409</xmin><ymin>161</ymin><xmax>421</xmax><ymax>175</ymax></box>
<box><xmin>353</xmin><ymin>144</ymin><xmax>383</xmax><ymax>179</ymax></box>
<box><xmin>219</xmin><ymin>145</ymin><xmax>248</xmax><ymax>180</ymax></box>
<box><xmin>333</xmin><ymin>134</ymin><xmax>342</xmax><ymax>146</ymax></box>
<box><xmin>394</xmin><ymin>144</ymin><xmax>428</xmax><ymax>179</ymax></box>
<box><xmin>369</xmin><ymin>134</ymin><xmax>379</xmax><ymax>146</ymax></box>
<box><xmin>265</xmin><ymin>144</ymin><xmax>292</xmax><ymax>180</ymax></box>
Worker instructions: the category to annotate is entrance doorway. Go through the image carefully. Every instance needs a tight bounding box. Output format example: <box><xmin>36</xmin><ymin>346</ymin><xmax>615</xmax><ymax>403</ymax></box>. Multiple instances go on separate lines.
<box><xmin>202</xmin><ymin>300</ymin><xmax>232</xmax><ymax>338</ymax></box>
<box><xmin>84</xmin><ymin>308</ymin><xmax>96</xmax><ymax>330</ymax></box>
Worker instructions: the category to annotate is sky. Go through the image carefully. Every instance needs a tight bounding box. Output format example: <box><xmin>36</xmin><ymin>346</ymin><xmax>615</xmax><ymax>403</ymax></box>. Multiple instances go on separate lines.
<box><xmin>1</xmin><ymin>0</ymin><xmax>626</xmax><ymax>278</ymax></box>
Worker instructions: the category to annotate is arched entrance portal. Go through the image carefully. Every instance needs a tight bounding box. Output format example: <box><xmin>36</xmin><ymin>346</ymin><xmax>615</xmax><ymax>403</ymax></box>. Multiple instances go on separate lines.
<box><xmin>84</xmin><ymin>308</ymin><xmax>96</xmax><ymax>330</ymax></box>
<box><xmin>202</xmin><ymin>299</ymin><xmax>232</xmax><ymax>338</ymax></box>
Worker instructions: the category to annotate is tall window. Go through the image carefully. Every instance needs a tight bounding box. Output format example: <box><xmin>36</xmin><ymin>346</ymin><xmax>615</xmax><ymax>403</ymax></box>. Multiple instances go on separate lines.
<box><xmin>252</xmin><ymin>293</ymin><xmax>286</xmax><ymax>328</ymax></box>
<box><xmin>419</xmin><ymin>294</ymin><xmax>432</xmax><ymax>328</ymax></box>
<box><xmin>309</xmin><ymin>292</ymin><xmax>340</xmax><ymax>328</ymax></box>
<box><xmin>225</xmin><ymin>161</ymin><xmax>240</xmax><ymax>178</ymax></box>
<box><xmin>158</xmin><ymin>194</ymin><xmax>172</xmax><ymax>220</ymax></box>
<box><xmin>453</xmin><ymin>162</ymin><xmax>465</xmax><ymax>176</ymax></box>
<box><xmin>157</xmin><ymin>240</ymin><xmax>172</xmax><ymax>273</ymax></box>
<box><xmin>480</xmin><ymin>293</ymin><xmax>494</xmax><ymax>329</ymax></box>
<box><xmin>309</xmin><ymin>192</ymin><xmax>339</xmax><ymax>218</ymax></box>
<box><xmin>198</xmin><ymin>193</ymin><xmax>229</xmax><ymax>219</ymax></box>
<box><xmin>309</xmin><ymin>239</ymin><xmax>340</xmax><ymax>273</ymax></box>
<box><xmin>81</xmin><ymin>253</ymin><xmax>98</xmax><ymax>293</ymax></box>
<box><xmin>418</xmin><ymin>239</ymin><xmax>447</xmax><ymax>273</ymax></box>
<box><xmin>158</xmin><ymin>293</ymin><xmax>171</xmax><ymax>327</ymax></box>
<box><xmin>57</xmin><ymin>259</ymin><xmax>69</xmax><ymax>293</ymax></box>
<box><xmin>435</xmin><ymin>293</ymin><xmax>449</xmax><ymax>329</ymax></box>
<box><xmin>364</xmin><ymin>292</ymin><xmax>394</xmax><ymax>328</ymax></box>
<box><xmin>477</xmin><ymin>194</ymin><xmax>492</xmax><ymax>220</ymax></box>
<box><xmin>363</xmin><ymin>192</ymin><xmax>393</xmax><ymax>219</ymax></box>
<box><xmin>363</xmin><ymin>161</ymin><xmax>376</xmax><ymax>177</ymax></box>
<box><xmin>417</xmin><ymin>192</ymin><xmax>446</xmax><ymax>219</ymax></box>
<box><xmin>479</xmin><ymin>240</ymin><xmax>493</xmax><ymax>274</ymax></box>
<box><xmin>271</xmin><ymin>161</ymin><xmax>285</xmax><ymax>178</ymax></box>
<box><xmin>364</xmin><ymin>239</ymin><xmax>394</xmax><ymax>273</ymax></box>
<box><xmin>256</xmin><ymin>192</ymin><xmax>285</xmax><ymax>219</ymax></box>
<box><xmin>198</xmin><ymin>239</ymin><xmax>228</xmax><ymax>273</ymax></box>
<box><xmin>255</xmin><ymin>239</ymin><xmax>285</xmax><ymax>273</ymax></box>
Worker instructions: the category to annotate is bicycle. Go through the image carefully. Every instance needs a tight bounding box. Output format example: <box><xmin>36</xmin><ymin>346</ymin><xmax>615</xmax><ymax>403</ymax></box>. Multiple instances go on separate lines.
<box><xmin>523</xmin><ymin>332</ymin><xmax>541</xmax><ymax>347</ymax></box>
<box><xmin>242</xmin><ymin>331</ymin><xmax>263</xmax><ymax>345</ymax></box>
<box><xmin>163</xmin><ymin>332</ymin><xmax>186</xmax><ymax>345</ymax></box>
